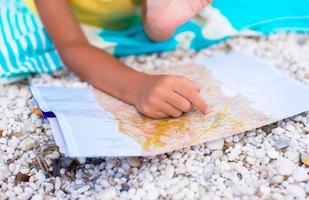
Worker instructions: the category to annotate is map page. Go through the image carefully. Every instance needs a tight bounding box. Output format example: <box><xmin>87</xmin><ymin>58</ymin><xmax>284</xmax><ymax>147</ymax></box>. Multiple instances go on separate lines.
<box><xmin>30</xmin><ymin>52</ymin><xmax>309</xmax><ymax>157</ymax></box>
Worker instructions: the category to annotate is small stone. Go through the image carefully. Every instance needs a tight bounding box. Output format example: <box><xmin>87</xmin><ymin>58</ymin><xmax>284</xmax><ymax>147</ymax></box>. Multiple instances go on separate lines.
<box><xmin>272</xmin><ymin>127</ymin><xmax>285</xmax><ymax>134</ymax></box>
<box><xmin>32</xmin><ymin>108</ymin><xmax>42</xmax><ymax>117</ymax></box>
<box><xmin>60</xmin><ymin>158</ymin><xmax>75</xmax><ymax>168</ymax></box>
<box><xmin>19</xmin><ymin>192</ymin><xmax>33</xmax><ymax>200</ymax></box>
<box><xmin>77</xmin><ymin>185</ymin><xmax>90</xmax><ymax>194</ymax></box>
<box><xmin>206</xmin><ymin>139</ymin><xmax>224</xmax><ymax>150</ymax></box>
<box><xmin>128</xmin><ymin>157</ymin><xmax>141</xmax><ymax>168</ymax></box>
<box><xmin>301</xmin><ymin>153</ymin><xmax>309</xmax><ymax>166</ymax></box>
<box><xmin>121</xmin><ymin>184</ymin><xmax>130</xmax><ymax>192</ymax></box>
<box><xmin>211</xmin><ymin>150</ymin><xmax>223</xmax><ymax>160</ymax></box>
<box><xmin>0</xmin><ymin>159</ymin><xmax>9</xmax><ymax>181</ymax></box>
<box><xmin>275</xmin><ymin>138</ymin><xmax>290</xmax><ymax>150</ymax></box>
<box><xmin>232</xmin><ymin>135</ymin><xmax>240</xmax><ymax>143</ymax></box>
<box><xmin>285</xmin><ymin>150</ymin><xmax>299</xmax><ymax>163</ymax></box>
<box><xmin>96</xmin><ymin>188</ymin><xmax>117</xmax><ymax>200</ymax></box>
<box><xmin>14</xmin><ymin>186</ymin><xmax>23</xmax><ymax>195</ymax></box>
<box><xmin>150</xmin><ymin>165</ymin><xmax>157</xmax><ymax>172</ymax></box>
<box><xmin>286</xmin><ymin>185</ymin><xmax>306</xmax><ymax>199</ymax></box>
<box><xmin>259</xmin><ymin>185</ymin><xmax>270</xmax><ymax>195</ymax></box>
<box><xmin>203</xmin><ymin>163</ymin><xmax>215</xmax><ymax>179</ymax></box>
<box><xmin>246</xmin><ymin>157</ymin><xmax>256</xmax><ymax>165</ymax></box>
<box><xmin>285</xmin><ymin>124</ymin><xmax>296</xmax><ymax>132</ymax></box>
<box><xmin>31</xmin><ymin>194</ymin><xmax>44</xmax><ymax>200</ymax></box>
<box><xmin>261</xmin><ymin>156</ymin><xmax>270</xmax><ymax>165</ymax></box>
<box><xmin>267</xmin><ymin>149</ymin><xmax>279</xmax><ymax>159</ymax></box>
<box><xmin>41</xmin><ymin>195</ymin><xmax>54</xmax><ymax>200</ymax></box>
<box><xmin>270</xmin><ymin>175</ymin><xmax>283</xmax><ymax>184</ymax></box>
<box><xmin>52</xmin><ymin>159</ymin><xmax>61</xmax><ymax>177</ymax></box>
<box><xmin>34</xmin><ymin>172</ymin><xmax>46</xmax><ymax>182</ymax></box>
<box><xmin>234</xmin><ymin>184</ymin><xmax>256</xmax><ymax>195</ymax></box>
<box><xmin>19</xmin><ymin>187</ymin><xmax>33</xmax><ymax>200</ymax></box>
<box><xmin>261</xmin><ymin>125</ymin><xmax>272</xmax><ymax>133</ymax></box>
<box><xmin>146</xmin><ymin>188</ymin><xmax>159</xmax><ymax>200</ymax></box>
<box><xmin>305</xmin><ymin>182</ymin><xmax>309</xmax><ymax>193</ymax></box>
<box><xmin>44</xmin><ymin>183</ymin><xmax>54</xmax><ymax>193</ymax></box>
<box><xmin>8</xmin><ymin>137</ymin><xmax>20</xmax><ymax>148</ymax></box>
<box><xmin>227</xmin><ymin>152</ymin><xmax>238</xmax><ymax>161</ymax></box>
<box><xmin>224</xmin><ymin>136</ymin><xmax>233</xmax><ymax>143</ymax></box>
<box><xmin>275</xmin><ymin>157</ymin><xmax>297</xmax><ymax>175</ymax></box>
<box><xmin>0</xmin><ymin>138</ymin><xmax>7</xmax><ymax>144</ymax></box>
<box><xmin>292</xmin><ymin>167</ymin><xmax>309</xmax><ymax>182</ymax></box>
<box><xmin>55</xmin><ymin>177</ymin><xmax>61</xmax><ymax>191</ymax></box>
<box><xmin>255</xmin><ymin>149</ymin><xmax>265</xmax><ymax>158</ymax></box>
<box><xmin>163</xmin><ymin>165</ymin><xmax>175</xmax><ymax>178</ymax></box>
<box><xmin>45</xmin><ymin>152</ymin><xmax>60</xmax><ymax>159</ymax></box>
<box><xmin>15</xmin><ymin>172</ymin><xmax>30</xmax><ymax>184</ymax></box>
<box><xmin>19</xmin><ymin>137</ymin><xmax>36</xmax><ymax>151</ymax></box>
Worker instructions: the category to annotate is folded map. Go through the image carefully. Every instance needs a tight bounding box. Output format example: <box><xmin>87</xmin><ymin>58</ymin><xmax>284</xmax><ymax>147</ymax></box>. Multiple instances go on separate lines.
<box><xmin>30</xmin><ymin>52</ymin><xmax>309</xmax><ymax>157</ymax></box>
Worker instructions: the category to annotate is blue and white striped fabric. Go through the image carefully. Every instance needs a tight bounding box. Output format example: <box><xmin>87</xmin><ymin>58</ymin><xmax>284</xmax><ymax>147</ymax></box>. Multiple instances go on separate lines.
<box><xmin>0</xmin><ymin>0</ymin><xmax>62</xmax><ymax>83</ymax></box>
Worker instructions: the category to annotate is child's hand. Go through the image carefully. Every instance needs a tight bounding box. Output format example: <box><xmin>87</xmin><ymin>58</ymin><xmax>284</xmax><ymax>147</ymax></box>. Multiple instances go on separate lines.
<box><xmin>134</xmin><ymin>74</ymin><xmax>208</xmax><ymax>119</ymax></box>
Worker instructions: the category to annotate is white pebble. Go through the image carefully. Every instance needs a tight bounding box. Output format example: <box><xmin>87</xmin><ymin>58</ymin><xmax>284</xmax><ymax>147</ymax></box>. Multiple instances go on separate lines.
<box><xmin>267</xmin><ymin>149</ymin><xmax>279</xmax><ymax>159</ymax></box>
<box><xmin>163</xmin><ymin>165</ymin><xmax>175</xmax><ymax>178</ymax></box>
<box><xmin>55</xmin><ymin>177</ymin><xmax>61</xmax><ymax>191</ymax></box>
<box><xmin>285</xmin><ymin>150</ymin><xmax>299</xmax><ymax>163</ymax></box>
<box><xmin>8</xmin><ymin>137</ymin><xmax>19</xmax><ymax>148</ymax></box>
<box><xmin>77</xmin><ymin>185</ymin><xmax>90</xmax><ymax>194</ymax></box>
<box><xmin>272</xmin><ymin>127</ymin><xmax>285</xmax><ymax>134</ymax></box>
<box><xmin>285</xmin><ymin>124</ymin><xmax>296</xmax><ymax>132</ymax></box>
<box><xmin>206</xmin><ymin>139</ymin><xmax>224</xmax><ymax>150</ymax></box>
<box><xmin>96</xmin><ymin>188</ymin><xmax>117</xmax><ymax>200</ymax></box>
<box><xmin>19</xmin><ymin>137</ymin><xmax>36</xmax><ymax>151</ymax></box>
<box><xmin>31</xmin><ymin>194</ymin><xmax>44</xmax><ymax>200</ymax></box>
<box><xmin>259</xmin><ymin>185</ymin><xmax>270</xmax><ymax>195</ymax></box>
<box><xmin>0</xmin><ymin>138</ymin><xmax>8</xmax><ymax>144</ymax></box>
<box><xmin>292</xmin><ymin>167</ymin><xmax>309</xmax><ymax>182</ymax></box>
<box><xmin>305</xmin><ymin>182</ymin><xmax>309</xmax><ymax>193</ymax></box>
<box><xmin>203</xmin><ymin>163</ymin><xmax>215</xmax><ymax>179</ymax></box>
<box><xmin>146</xmin><ymin>188</ymin><xmax>159</xmax><ymax>200</ymax></box>
<box><xmin>255</xmin><ymin>149</ymin><xmax>265</xmax><ymax>158</ymax></box>
<box><xmin>0</xmin><ymin>158</ymin><xmax>9</xmax><ymax>181</ymax></box>
<box><xmin>286</xmin><ymin>185</ymin><xmax>306</xmax><ymax>199</ymax></box>
<box><xmin>211</xmin><ymin>150</ymin><xmax>223</xmax><ymax>160</ymax></box>
<box><xmin>275</xmin><ymin>157</ymin><xmax>297</xmax><ymax>175</ymax></box>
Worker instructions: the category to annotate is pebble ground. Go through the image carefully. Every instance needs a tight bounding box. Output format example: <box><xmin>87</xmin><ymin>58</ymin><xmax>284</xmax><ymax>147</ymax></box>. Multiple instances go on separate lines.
<box><xmin>0</xmin><ymin>34</ymin><xmax>309</xmax><ymax>200</ymax></box>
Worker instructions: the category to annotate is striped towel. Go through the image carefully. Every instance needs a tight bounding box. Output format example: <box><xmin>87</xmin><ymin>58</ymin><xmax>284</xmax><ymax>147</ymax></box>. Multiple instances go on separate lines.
<box><xmin>0</xmin><ymin>0</ymin><xmax>62</xmax><ymax>83</ymax></box>
<box><xmin>1</xmin><ymin>0</ymin><xmax>309</xmax><ymax>83</ymax></box>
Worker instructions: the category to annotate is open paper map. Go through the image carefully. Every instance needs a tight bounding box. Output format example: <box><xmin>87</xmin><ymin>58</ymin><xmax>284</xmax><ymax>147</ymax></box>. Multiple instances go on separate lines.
<box><xmin>30</xmin><ymin>52</ymin><xmax>309</xmax><ymax>157</ymax></box>
<box><xmin>94</xmin><ymin>65</ymin><xmax>271</xmax><ymax>155</ymax></box>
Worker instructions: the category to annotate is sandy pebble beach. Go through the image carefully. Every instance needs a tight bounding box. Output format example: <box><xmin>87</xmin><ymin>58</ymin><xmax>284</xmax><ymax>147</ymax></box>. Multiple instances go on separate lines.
<box><xmin>0</xmin><ymin>34</ymin><xmax>309</xmax><ymax>199</ymax></box>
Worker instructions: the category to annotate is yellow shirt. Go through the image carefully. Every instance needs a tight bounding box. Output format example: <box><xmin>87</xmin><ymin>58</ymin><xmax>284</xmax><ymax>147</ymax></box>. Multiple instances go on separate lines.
<box><xmin>24</xmin><ymin>0</ymin><xmax>141</xmax><ymax>29</ymax></box>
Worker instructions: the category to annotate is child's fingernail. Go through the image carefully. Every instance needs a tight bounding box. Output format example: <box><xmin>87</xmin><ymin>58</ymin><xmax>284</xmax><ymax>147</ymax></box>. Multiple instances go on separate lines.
<box><xmin>196</xmin><ymin>85</ymin><xmax>201</xmax><ymax>92</ymax></box>
<box><xmin>205</xmin><ymin>107</ymin><xmax>211</xmax><ymax>114</ymax></box>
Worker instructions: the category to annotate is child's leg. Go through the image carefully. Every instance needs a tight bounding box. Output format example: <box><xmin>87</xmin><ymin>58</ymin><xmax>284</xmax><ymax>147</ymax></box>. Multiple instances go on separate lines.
<box><xmin>142</xmin><ymin>0</ymin><xmax>210</xmax><ymax>41</ymax></box>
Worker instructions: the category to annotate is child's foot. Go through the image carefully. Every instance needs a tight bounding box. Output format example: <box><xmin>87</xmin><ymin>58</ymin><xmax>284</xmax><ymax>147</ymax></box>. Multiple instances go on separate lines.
<box><xmin>143</xmin><ymin>0</ymin><xmax>210</xmax><ymax>41</ymax></box>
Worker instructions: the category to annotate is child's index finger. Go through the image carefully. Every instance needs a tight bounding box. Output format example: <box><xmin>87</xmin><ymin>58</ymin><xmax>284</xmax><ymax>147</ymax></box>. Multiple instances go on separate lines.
<box><xmin>173</xmin><ymin>77</ymin><xmax>208</xmax><ymax>114</ymax></box>
<box><xmin>174</xmin><ymin>85</ymin><xmax>208</xmax><ymax>114</ymax></box>
<box><xmin>189</xmin><ymin>92</ymin><xmax>208</xmax><ymax>114</ymax></box>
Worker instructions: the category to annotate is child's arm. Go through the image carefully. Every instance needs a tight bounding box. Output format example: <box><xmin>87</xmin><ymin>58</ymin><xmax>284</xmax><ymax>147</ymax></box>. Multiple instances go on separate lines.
<box><xmin>35</xmin><ymin>0</ymin><xmax>208</xmax><ymax>118</ymax></box>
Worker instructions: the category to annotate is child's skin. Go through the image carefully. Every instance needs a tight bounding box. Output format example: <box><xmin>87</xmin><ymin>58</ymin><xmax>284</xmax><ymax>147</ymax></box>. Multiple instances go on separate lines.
<box><xmin>34</xmin><ymin>0</ymin><xmax>210</xmax><ymax>119</ymax></box>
